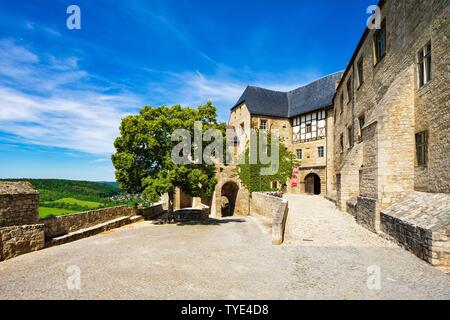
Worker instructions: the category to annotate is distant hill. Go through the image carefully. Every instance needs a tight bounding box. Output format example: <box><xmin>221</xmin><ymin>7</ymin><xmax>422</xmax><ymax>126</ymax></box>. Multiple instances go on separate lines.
<box><xmin>0</xmin><ymin>179</ymin><xmax>123</xmax><ymax>202</ymax></box>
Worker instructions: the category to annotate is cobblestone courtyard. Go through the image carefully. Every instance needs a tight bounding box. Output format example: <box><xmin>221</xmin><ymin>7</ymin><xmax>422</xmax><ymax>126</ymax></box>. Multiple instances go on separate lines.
<box><xmin>0</xmin><ymin>195</ymin><xmax>448</xmax><ymax>300</ymax></box>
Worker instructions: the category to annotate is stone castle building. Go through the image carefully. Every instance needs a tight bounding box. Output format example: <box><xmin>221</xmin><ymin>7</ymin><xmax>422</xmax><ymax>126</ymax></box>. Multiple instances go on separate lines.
<box><xmin>209</xmin><ymin>0</ymin><xmax>449</xmax><ymax>268</ymax></box>
<box><xmin>228</xmin><ymin>72</ymin><xmax>343</xmax><ymax>196</ymax></box>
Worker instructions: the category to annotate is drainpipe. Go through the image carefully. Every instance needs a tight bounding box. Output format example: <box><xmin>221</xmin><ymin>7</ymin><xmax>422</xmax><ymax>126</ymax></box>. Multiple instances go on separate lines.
<box><xmin>351</xmin><ymin>66</ymin><xmax>356</xmax><ymax>145</ymax></box>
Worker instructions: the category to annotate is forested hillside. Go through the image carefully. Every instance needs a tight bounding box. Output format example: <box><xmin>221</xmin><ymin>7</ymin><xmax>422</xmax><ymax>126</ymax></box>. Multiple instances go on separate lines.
<box><xmin>1</xmin><ymin>179</ymin><xmax>122</xmax><ymax>202</ymax></box>
<box><xmin>0</xmin><ymin>179</ymin><xmax>125</xmax><ymax>218</ymax></box>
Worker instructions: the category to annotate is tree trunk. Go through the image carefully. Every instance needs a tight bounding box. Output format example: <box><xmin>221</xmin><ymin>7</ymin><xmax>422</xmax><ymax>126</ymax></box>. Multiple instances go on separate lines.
<box><xmin>168</xmin><ymin>189</ymin><xmax>175</xmax><ymax>223</ymax></box>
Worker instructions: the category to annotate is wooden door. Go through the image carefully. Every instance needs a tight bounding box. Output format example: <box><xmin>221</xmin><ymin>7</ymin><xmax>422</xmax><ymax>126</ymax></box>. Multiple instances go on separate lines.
<box><xmin>305</xmin><ymin>175</ymin><xmax>314</xmax><ymax>194</ymax></box>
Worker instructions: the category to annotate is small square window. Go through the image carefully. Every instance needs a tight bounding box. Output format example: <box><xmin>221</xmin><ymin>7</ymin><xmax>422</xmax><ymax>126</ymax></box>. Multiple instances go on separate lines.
<box><xmin>415</xmin><ymin>131</ymin><xmax>428</xmax><ymax>166</ymax></box>
<box><xmin>260</xmin><ymin>120</ymin><xmax>268</xmax><ymax>130</ymax></box>
<box><xmin>357</xmin><ymin>58</ymin><xmax>364</xmax><ymax>87</ymax></box>
<box><xmin>347</xmin><ymin>76</ymin><xmax>353</xmax><ymax>102</ymax></box>
<box><xmin>348</xmin><ymin>126</ymin><xmax>354</xmax><ymax>148</ymax></box>
<box><xmin>359</xmin><ymin>115</ymin><xmax>366</xmax><ymax>130</ymax></box>
<box><xmin>306</xmin><ymin>123</ymin><xmax>312</xmax><ymax>134</ymax></box>
<box><xmin>318</xmin><ymin>146</ymin><xmax>325</xmax><ymax>158</ymax></box>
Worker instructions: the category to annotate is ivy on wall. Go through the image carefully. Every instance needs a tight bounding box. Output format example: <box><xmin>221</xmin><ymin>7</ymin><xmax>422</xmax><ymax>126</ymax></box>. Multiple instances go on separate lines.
<box><xmin>235</xmin><ymin>131</ymin><xmax>299</xmax><ymax>193</ymax></box>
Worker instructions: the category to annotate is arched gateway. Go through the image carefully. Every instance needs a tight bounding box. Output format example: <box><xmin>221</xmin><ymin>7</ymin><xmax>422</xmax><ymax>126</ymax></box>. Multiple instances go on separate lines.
<box><xmin>305</xmin><ymin>173</ymin><xmax>321</xmax><ymax>195</ymax></box>
<box><xmin>221</xmin><ymin>181</ymin><xmax>239</xmax><ymax>217</ymax></box>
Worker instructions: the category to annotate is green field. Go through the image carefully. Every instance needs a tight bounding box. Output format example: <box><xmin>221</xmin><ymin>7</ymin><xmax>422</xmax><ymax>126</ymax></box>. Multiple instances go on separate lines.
<box><xmin>53</xmin><ymin>198</ymin><xmax>102</xmax><ymax>209</ymax></box>
<box><xmin>39</xmin><ymin>207</ymin><xmax>78</xmax><ymax>219</ymax></box>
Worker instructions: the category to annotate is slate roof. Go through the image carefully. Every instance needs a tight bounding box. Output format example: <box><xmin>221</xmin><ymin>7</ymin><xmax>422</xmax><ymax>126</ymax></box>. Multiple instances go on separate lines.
<box><xmin>232</xmin><ymin>71</ymin><xmax>343</xmax><ymax>118</ymax></box>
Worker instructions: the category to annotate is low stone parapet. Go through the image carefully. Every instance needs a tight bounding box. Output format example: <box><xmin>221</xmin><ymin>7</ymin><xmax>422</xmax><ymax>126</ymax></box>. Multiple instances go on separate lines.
<box><xmin>251</xmin><ymin>192</ymin><xmax>284</xmax><ymax>219</ymax></box>
<box><xmin>272</xmin><ymin>200</ymin><xmax>289</xmax><ymax>245</ymax></box>
<box><xmin>380</xmin><ymin>192</ymin><xmax>449</xmax><ymax>269</ymax></box>
<box><xmin>250</xmin><ymin>193</ymin><xmax>289</xmax><ymax>245</ymax></box>
<box><xmin>0</xmin><ymin>225</ymin><xmax>45</xmax><ymax>261</ymax></box>
<box><xmin>136</xmin><ymin>203</ymin><xmax>166</xmax><ymax>220</ymax></box>
<box><xmin>41</xmin><ymin>206</ymin><xmax>136</xmax><ymax>239</ymax></box>
<box><xmin>0</xmin><ymin>182</ymin><xmax>39</xmax><ymax>228</ymax></box>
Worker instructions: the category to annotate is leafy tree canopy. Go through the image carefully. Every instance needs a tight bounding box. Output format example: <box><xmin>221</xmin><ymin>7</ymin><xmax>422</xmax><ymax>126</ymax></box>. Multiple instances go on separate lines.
<box><xmin>112</xmin><ymin>102</ymin><xmax>225</xmax><ymax>213</ymax></box>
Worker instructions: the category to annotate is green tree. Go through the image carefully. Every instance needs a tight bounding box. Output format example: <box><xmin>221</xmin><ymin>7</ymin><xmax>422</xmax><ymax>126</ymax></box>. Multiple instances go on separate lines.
<box><xmin>112</xmin><ymin>102</ymin><xmax>223</xmax><ymax>221</ymax></box>
<box><xmin>236</xmin><ymin>131</ymin><xmax>297</xmax><ymax>193</ymax></box>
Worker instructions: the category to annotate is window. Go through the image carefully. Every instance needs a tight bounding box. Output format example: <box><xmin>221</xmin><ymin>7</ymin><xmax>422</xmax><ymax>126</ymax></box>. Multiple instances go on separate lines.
<box><xmin>340</xmin><ymin>134</ymin><xmax>344</xmax><ymax>152</ymax></box>
<box><xmin>347</xmin><ymin>76</ymin><xmax>353</xmax><ymax>103</ymax></box>
<box><xmin>318</xmin><ymin>146</ymin><xmax>324</xmax><ymax>158</ymax></box>
<box><xmin>233</xmin><ymin>136</ymin><xmax>239</xmax><ymax>146</ymax></box>
<box><xmin>357</xmin><ymin>58</ymin><xmax>364</xmax><ymax>87</ymax></box>
<box><xmin>359</xmin><ymin>115</ymin><xmax>365</xmax><ymax>131</ymax></box>
<box><xmin>340</xmin><ymin>94</ymin><xmax>344</xmax><ymax>114</ymax></box>
<box><xmin>271</xmin><ymin>181</ymin><xmax>279</xmax><ymax>189</ymax></box>
<box><xmin>296</xmin><ymin>149</ymin><xmax>302</xmax><ymax>160</ymax></box>
<box><xmin>418</xmin><ymin>43</ymin><xmax>432</xmax><ymax>87</ymax></box>
<box><xmin>348</xmin><ymin>126</ymin><xmax>354</xmax><ymax>148</ymax></box>
<box><xmin>416</xmin><ymin>131</ymin><xmax>428</xmax><ymax>166</ymax></box>
<box><xmin>374</xmin><ymin>20</ymin><xmax>386</xmax><ymax>64</ymax></box>
<box><xmin>306</xmin><ymin>123</ymin><xmax>312</xmax><ymax>134</ymax></box>
<box><xmin>259</xmin><ymin>119</ymin><xmax>268</xmax><ymax>130</ymax></box>
<box><xmin>240</xmin><ymin>123</ymin><xmax>245</xmax><ymax>134</ymax></box>
<box><xmin>358</xmin><ymin>115</ymin><xmax>365</xmax><ymax>142</ymax></box>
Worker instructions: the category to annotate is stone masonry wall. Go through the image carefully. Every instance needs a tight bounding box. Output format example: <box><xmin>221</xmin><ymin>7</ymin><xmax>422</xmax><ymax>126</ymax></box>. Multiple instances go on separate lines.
<box><xmin>356</xmin><ymin>196</ymin><xmax>379</xmax><ymax>232</ymax></box>
<box><xmin>250</xmin><ymin>192</ymin><xmax>284</xmax><ymax>219</ymax></box>
<box><xmin>0</xmin><ymin>182</ymin><xmax>39</xmax><ymax>228</ymax></box>
<box><xmin>0</xmin><ymin>225</ymin><xmax>45</xmax><ymax>261</ymax></box>
<box><xmin>332</xmin><ymin>0</ymin><xmax>449</xmax><ymax>224</ymax></box>
<box><xmin>41</xmin><ymin>206</ymin><xmax>136</xmax><ymax>239</ymax></box>
<box><xmin>380</xmin><ymin>192</ymin><xmax>450</xmax><ymax>268</ymax></box>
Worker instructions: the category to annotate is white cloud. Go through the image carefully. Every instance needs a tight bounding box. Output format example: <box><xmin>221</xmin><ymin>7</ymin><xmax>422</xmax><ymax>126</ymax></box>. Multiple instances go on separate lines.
<box><xmin>0</xmin><ymin>39</ymin><xmax>322</xmax><ymax>156</ymax></box>
<box><xmin>0</xmin><ymin>39</ymin><xmax>142</xmax><ymax>154</ymax></box>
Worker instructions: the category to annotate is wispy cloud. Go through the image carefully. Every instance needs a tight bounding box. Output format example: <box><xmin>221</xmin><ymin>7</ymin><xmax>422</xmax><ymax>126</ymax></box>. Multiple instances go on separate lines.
<box><xmin>0</xmin><ymin>38</ymin><xmax>322</xmax><ymax>155</ymax></box>
<box><xmin>0</xmin><ymin>39</ymin><xmax>142</xmax><ymax>154</ymax></box>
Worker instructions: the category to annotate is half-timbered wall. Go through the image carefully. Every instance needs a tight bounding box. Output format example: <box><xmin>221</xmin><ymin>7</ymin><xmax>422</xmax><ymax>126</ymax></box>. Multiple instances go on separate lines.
<box><xmin>293</xmin><ymin>110</ymin><xmax>326</xmax><ymax>143</ymax></box>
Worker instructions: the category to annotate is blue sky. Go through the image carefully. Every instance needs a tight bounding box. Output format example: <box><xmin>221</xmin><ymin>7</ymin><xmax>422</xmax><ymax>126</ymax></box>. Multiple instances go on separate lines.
<box><xmin>0</xmin><ymin>0</ymin><xmax>374</xmax><ymax>181</ymax></box>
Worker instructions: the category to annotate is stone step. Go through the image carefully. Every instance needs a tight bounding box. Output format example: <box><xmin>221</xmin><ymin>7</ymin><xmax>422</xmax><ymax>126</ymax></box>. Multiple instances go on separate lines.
<box><xmin>45</xmin><ymin>215</ymin><xmax>143</xmax><ymax>248</ymax></box>
<box><xmin>130</xmin><ymin>215</ymin><xmax>145</xmax><ymax>223</ymax></box>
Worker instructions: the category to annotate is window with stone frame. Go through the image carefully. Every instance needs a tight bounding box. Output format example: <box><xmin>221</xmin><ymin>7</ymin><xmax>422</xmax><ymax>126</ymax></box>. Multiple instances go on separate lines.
<box><xmin>317</xmin><ymin>146</ymin><xmax>325</xmax><ymax>158</ymax></box>
<box><xmin>415</xmin><ymin>131</ymin><xmax>428</xmax><ymax>166</ymax></box>
<box><xmin>357</xmin><ymin>57</ymin><xmax>364</xmax><ymax>88</ymax></box>
<box><xmin>374</xmin><ymin>19</ymin><xmax>386</xmax><ymax>65</ymax></box>
<box><xmin>340</xmin><ymin>94</ymin><xmax>344</xmax><ymax>114</ymax></box>
<box><xmin>418</xmin><ymin>42</ymin><xmax>432</xmax><ymax>88</ymax></box>
<box><xmin>260</xmin><ymin>119</ymin><xmax>268</xmax><ymax>130</ymax></box>
<box><xmin>348</xmin><ymin>125</ymin><xmax>354</xmax><ymax>148</ymax></box>
<box><xmin>240</xmin><ymin>122</ymin><xmax>245</xmax><ymax>135</ymax></box>
<box><xmin>340</xmin><ymin>133</ymin><xmax>344</xmax><ymax>152</ymax></box>
<box><xmin>347</xmin><ymin>76</ymin><xmax>353</xmax><ymax>103</ymax></box>
<box><xmin>358</xmin><ymin>114</ymin><xmax>365</xmax><ymax>141</ymax></box>
<box><xmin>296</xmin><ymin>149</ymin><xmax>302</xmax><ymax>160</ymax></box>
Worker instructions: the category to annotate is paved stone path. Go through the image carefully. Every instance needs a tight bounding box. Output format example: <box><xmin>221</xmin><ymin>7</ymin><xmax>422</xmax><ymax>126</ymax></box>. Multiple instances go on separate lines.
<box><xmin>0</xmin><ymin>195</ymin><xmax>448</xmax><ymax>300</ymax></box>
